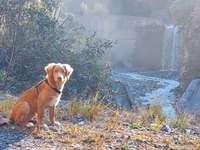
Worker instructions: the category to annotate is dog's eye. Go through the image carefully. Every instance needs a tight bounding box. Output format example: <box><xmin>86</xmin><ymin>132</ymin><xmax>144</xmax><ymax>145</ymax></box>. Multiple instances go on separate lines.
<box><xmin>58</xmin><ymin>76</ymin><xmax>62</xmax><ymax>80</ymax></box>
<box><xmin>66</xmin><ymin>71</ymin><xmax>70</xmax><ymax>76</ymax></box>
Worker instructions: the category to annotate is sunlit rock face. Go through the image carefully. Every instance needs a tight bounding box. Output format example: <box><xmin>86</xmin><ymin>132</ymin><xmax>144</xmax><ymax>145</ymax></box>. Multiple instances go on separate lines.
<box><xmin>73</xmin><ymin>14</ymin><xmax>165</xmax><ymax>71</ymax></box>
<box><xmin>178</xmin><ymin>79</ymin><xmax>200</xmax><ymax>122</ymax></box>
<box><xmin>132</xmin><ymin>23</ymin><xmax>165</xmax><ymax>71</ymax></box>
<box><xmin>61</xmin><ymin>0</ymin><xmax>176</xmax><ymax>72</ymax></box>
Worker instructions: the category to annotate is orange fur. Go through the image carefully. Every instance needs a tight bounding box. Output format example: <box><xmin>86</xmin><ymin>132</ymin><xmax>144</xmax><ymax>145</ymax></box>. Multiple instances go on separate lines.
<box><xmin>10</xmin><ymin>63</ymin><xmax>73</xmax><ymax>128</ymax></box>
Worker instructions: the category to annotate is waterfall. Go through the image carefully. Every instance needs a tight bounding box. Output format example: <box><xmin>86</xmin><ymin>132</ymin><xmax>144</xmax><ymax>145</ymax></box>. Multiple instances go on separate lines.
<box><xmin>162</xmin><ymin>25</ymin><xmax>181</xmax><ymax>71</ymax></box>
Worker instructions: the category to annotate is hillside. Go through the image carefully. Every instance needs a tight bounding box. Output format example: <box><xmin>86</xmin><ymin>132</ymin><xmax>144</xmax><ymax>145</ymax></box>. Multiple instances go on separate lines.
<box><xmin>0</xmin><ymin>94</ymin><xmax>200</xmax><ymax>149</ymax></box>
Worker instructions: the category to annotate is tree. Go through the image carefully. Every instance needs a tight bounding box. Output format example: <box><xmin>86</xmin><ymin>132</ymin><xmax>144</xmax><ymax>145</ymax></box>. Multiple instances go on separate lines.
<box><xmin>0</xmin><ymin>0</ymin><xmax>112</xmax><ymax>98</ymax></box>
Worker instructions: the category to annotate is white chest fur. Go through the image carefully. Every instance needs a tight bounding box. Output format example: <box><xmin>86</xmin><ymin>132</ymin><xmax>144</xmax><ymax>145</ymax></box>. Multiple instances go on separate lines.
<box><xmin>48</xmin><ymin>94</ymin><xmax>62</xmax><ymax>106</ymax></box>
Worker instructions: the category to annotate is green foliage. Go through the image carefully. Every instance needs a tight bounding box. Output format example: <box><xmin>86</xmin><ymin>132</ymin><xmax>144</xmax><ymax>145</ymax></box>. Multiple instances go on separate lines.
<box><xmin>0</xmin><ymin>0</ymin><xmax>112</xmax><ymax>97</ymax></box>
<box><xmin>149</xmin><ymin>117</ymin><xmax>164</xmax><ymax>131</ymax></box>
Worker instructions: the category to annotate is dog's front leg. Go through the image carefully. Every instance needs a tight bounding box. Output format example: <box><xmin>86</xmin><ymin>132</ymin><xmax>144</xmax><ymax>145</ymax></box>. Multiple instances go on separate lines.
<box><xmin>49</xmin><ymin>106</ymin><xmax>61</xmax><ymax>127</ymax></box>
<box><xmin>37</xmin><ymin>104</ymin><xmax>45</xmax><ymax>129</ymax></box>
<box><xmin>49</xmin><ymin>106</ymin><xmax>55</xmax><ymax>126</ymax></box>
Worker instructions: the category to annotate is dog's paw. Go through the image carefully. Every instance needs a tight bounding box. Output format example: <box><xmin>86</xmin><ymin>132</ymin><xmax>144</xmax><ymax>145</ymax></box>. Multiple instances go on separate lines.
<box><xmin>49</xmin><ymin>121</ymin><xmax>63</xmax><ymax>132</ymax></box>
<box><xmin>54</xmin><ymin>121</ymin><xmax>61</xmax><ymax>127</ymax></box>
<box><xmin>42</xmin><ymin>123</ymin><xmax>49</xmax><ymax>131</ymax></box>
<box><xmin>26</xmin><ymin>122</ymin><xmax>35</xmax><ymax>128</ymax></box>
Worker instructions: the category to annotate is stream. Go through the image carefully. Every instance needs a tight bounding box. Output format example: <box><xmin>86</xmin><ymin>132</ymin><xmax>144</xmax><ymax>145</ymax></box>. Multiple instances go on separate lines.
<box><xmin>112</xmin><ymin>71</ymin><xmax>180</xmax><ymax>118</ymax></box>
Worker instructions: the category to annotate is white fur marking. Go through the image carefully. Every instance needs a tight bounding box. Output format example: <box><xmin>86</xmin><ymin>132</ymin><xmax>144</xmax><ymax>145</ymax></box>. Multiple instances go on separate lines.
<box><xmin>48</xmin><ymin>94</ymin><xmax>61</xmax><ymax>106</ymax></box>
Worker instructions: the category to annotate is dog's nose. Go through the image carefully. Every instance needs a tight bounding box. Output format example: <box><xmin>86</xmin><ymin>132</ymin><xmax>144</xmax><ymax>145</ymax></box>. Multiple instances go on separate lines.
<box><xmin>58</xmin><ymin>76</ymin><xmax>62</xmax><ymax>81</ymax></box>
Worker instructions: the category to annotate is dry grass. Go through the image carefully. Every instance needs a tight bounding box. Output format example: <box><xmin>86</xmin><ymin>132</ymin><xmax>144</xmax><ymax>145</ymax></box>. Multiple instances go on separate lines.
<box><xmin>162</xmin><ymin>137</ymin><xmax>172</xmax><ymax>147</ymax></box>
<box><xmin>0</xmin><ymin>99</ymin><xmax>15</xmax><ymax>117</ymax></box>
<box><xmin>104</xmin><ymin>110</ymin><xmax>121</xmax><ymax>130</ymax></box>
<box><xmin>132</xmin><ymin>133</ymin><xmax>153</xmax><ymax>143</ymax></box>
<box><xmin>132</xmin><ymin>105</ymin><xmax>166</xmax><ymax>131</ymax></box>
<box><xmin>195</xmin><ymin>143</ymin><xmax>200</xmax><ymax>150</ymax></box>
<box><xmin>66</xmin><ymin>92</ymin><xmax>103</xmax><ymax>121</ymax></box>
<box><xmin>29</xmin><ymin>103</ymin><xmax>200</xmax><ymax>150</ymax></box>
<box><xmin>170</xmin><ymin>112</ymin><xmax>193</xmax><ymax>129</ymax></box>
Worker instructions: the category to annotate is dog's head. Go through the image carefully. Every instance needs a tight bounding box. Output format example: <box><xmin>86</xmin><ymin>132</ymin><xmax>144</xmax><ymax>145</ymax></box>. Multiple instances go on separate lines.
<box><xmin>45</xmin><ymin>63</ymin><xmax>73</xmax><ymax>86</ymax></box>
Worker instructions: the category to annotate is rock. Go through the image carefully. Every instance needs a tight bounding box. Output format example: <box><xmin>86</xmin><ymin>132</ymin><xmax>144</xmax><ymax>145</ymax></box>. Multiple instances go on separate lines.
<box><xmin>114</xmin><ymin>95</ymin><xmax>132</xmax><ymax>110</ymax></box>
<box><xmin>185</xmin><ymin>128</ymin><xmax>191</xmax><ymax>135</ymax></box>
<box><xmin>132</xmin><ymin>22</ymin><xmax>165</xmax><ymax>71</ymax></box>
<box><xmin>178</xmin><ymin>79</ymin><xmax>200</xmax><ymax>122</ymax></box>
<box><xmin>161</xmin><ymin>125</ymin><xmax>172</xmax><ymax>133</ymax></box>
<box><xmin>34</xmin><ymin>136</ymin><xmax>43</xmax><ymax>140</ymax></box>
<box><xmin>190</xmin><ymin>128</ymin><xmax>200</xmax><ymax>136</ymax></box>
<box><xmin>49</xmin><ymin>126</ymin><xmax>59</xmax><ymax>132</ymax></box>
<box><xmin>11</xmin><ymin>126</ymin><xmax>16</xmax><ymax>130</ymax></box>
<box><xmin>111</xmin><ymin>81</ymin><xmax>132</xmax><ymax>110</ymax></box>
<box><xmin>0</xmin><ymin>96</ymin><xmax>5</xmax><ymax>101</ymax></box>
<box><xmin>78</xmin><ymin>121</ymin><xmax>85</xmax><ymax>126</ymax></box>
<box><xmin>0</xmin><ymin>115</ymin><xmax>9</xmax><ymax>126</ymax></box>
<box><xmin>72</xmin><ymin>115</ymin><xmax>86</xmax><ymax>124</ymax></box>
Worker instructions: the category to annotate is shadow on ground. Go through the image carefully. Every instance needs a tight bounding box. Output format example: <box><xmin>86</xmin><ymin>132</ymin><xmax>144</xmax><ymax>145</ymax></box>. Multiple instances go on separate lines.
<box><xmin>0</xmin><ymin>124</ymin><xmax>32</xmax><ymax>150</ymax></box>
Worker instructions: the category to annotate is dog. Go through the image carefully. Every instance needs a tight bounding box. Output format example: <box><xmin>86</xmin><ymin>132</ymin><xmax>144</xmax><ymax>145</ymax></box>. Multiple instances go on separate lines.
<box><xmin>10</xmin><ymin>63</ymin><xmax>73</xmax><ymax>129</ymax></box>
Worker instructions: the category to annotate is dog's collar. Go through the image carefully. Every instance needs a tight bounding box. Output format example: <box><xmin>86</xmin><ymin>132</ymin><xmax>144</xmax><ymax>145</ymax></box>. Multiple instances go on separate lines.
<box><xmin>44</xmin><ymin>79</ymin><xmax>61</xmax><ymax>94</ymax></box>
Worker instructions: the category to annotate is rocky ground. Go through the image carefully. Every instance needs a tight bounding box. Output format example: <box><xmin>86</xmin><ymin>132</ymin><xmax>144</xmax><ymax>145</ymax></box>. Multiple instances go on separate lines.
<box><xmin>0</xmin><ymin>108</ymin><xmax>200</xmax><ymax>150</ymax></box>
<box><xmin>0</xmin><ymin>70</ymin><xmax>199</xmax><ymax>150</ymax></box>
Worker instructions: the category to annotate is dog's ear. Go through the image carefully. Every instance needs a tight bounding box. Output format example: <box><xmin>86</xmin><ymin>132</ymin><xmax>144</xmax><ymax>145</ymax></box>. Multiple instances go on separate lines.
<box><xmin>63</xmin><ymin>64</ymin><xmax>73</xmax><ymax>78</ymax></box>
<box><xmin>45</xmin><ymin>63</ymin><xmax>56</xmax><ymax>75</ymax></box>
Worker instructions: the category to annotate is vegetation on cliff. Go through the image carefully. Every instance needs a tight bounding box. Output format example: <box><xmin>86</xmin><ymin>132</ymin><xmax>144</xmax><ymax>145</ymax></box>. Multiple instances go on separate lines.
<box><xmin>170</xmin><ymin>0</ymin><xmax>200</xmax><ymax>88</ymax></box>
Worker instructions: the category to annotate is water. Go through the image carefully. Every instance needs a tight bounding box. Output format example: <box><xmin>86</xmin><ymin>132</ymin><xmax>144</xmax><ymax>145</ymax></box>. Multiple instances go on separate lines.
<box><xmin>112</xmin><ymin>71</ymin><xmax>180</xmax><ymax>118</ymax></box>
<box><xmin>162</xmin><ymin>25</ymin><xmax>181</xmax><ymax>71</ymax></box>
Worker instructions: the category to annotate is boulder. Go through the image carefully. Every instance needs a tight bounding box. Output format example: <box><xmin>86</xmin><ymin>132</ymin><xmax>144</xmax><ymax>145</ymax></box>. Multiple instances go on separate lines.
<box><xmin>178</xmin><ymin>79</ymin><xmax>200</xmax><ymax>121</ymax></box>
<box><xmin>111</xmin><ymin>81</ymin><xmax>132</xmax><ymax>110</ymax></box>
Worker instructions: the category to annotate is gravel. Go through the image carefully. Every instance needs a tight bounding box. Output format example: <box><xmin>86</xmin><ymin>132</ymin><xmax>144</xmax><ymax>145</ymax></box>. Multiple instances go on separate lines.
<box><xmin>0</xmin><ymin>124</ymin><xmax>60</xmax><ymax>150</ymax></box>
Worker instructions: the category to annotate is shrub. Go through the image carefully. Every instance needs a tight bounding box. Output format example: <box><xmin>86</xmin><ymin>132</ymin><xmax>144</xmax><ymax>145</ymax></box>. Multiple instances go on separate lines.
<box><xmin>170</xmin><ymin>112</ymin><xmax>193</xmax><ymax>129</ymax></box>
<box><xmin>66</xmin><ymin>92</ymin><xmax>103</xmax><ymax>121</ymax></box>
<box><xmin>132</xmin><ymin>104</ymin><xmax>166</xmax><ymax>131</ymax></box>
<box><xmin>0</xmin><ymin>99</ymin><xmax>15</xmax><ymax>117</ymax></box>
